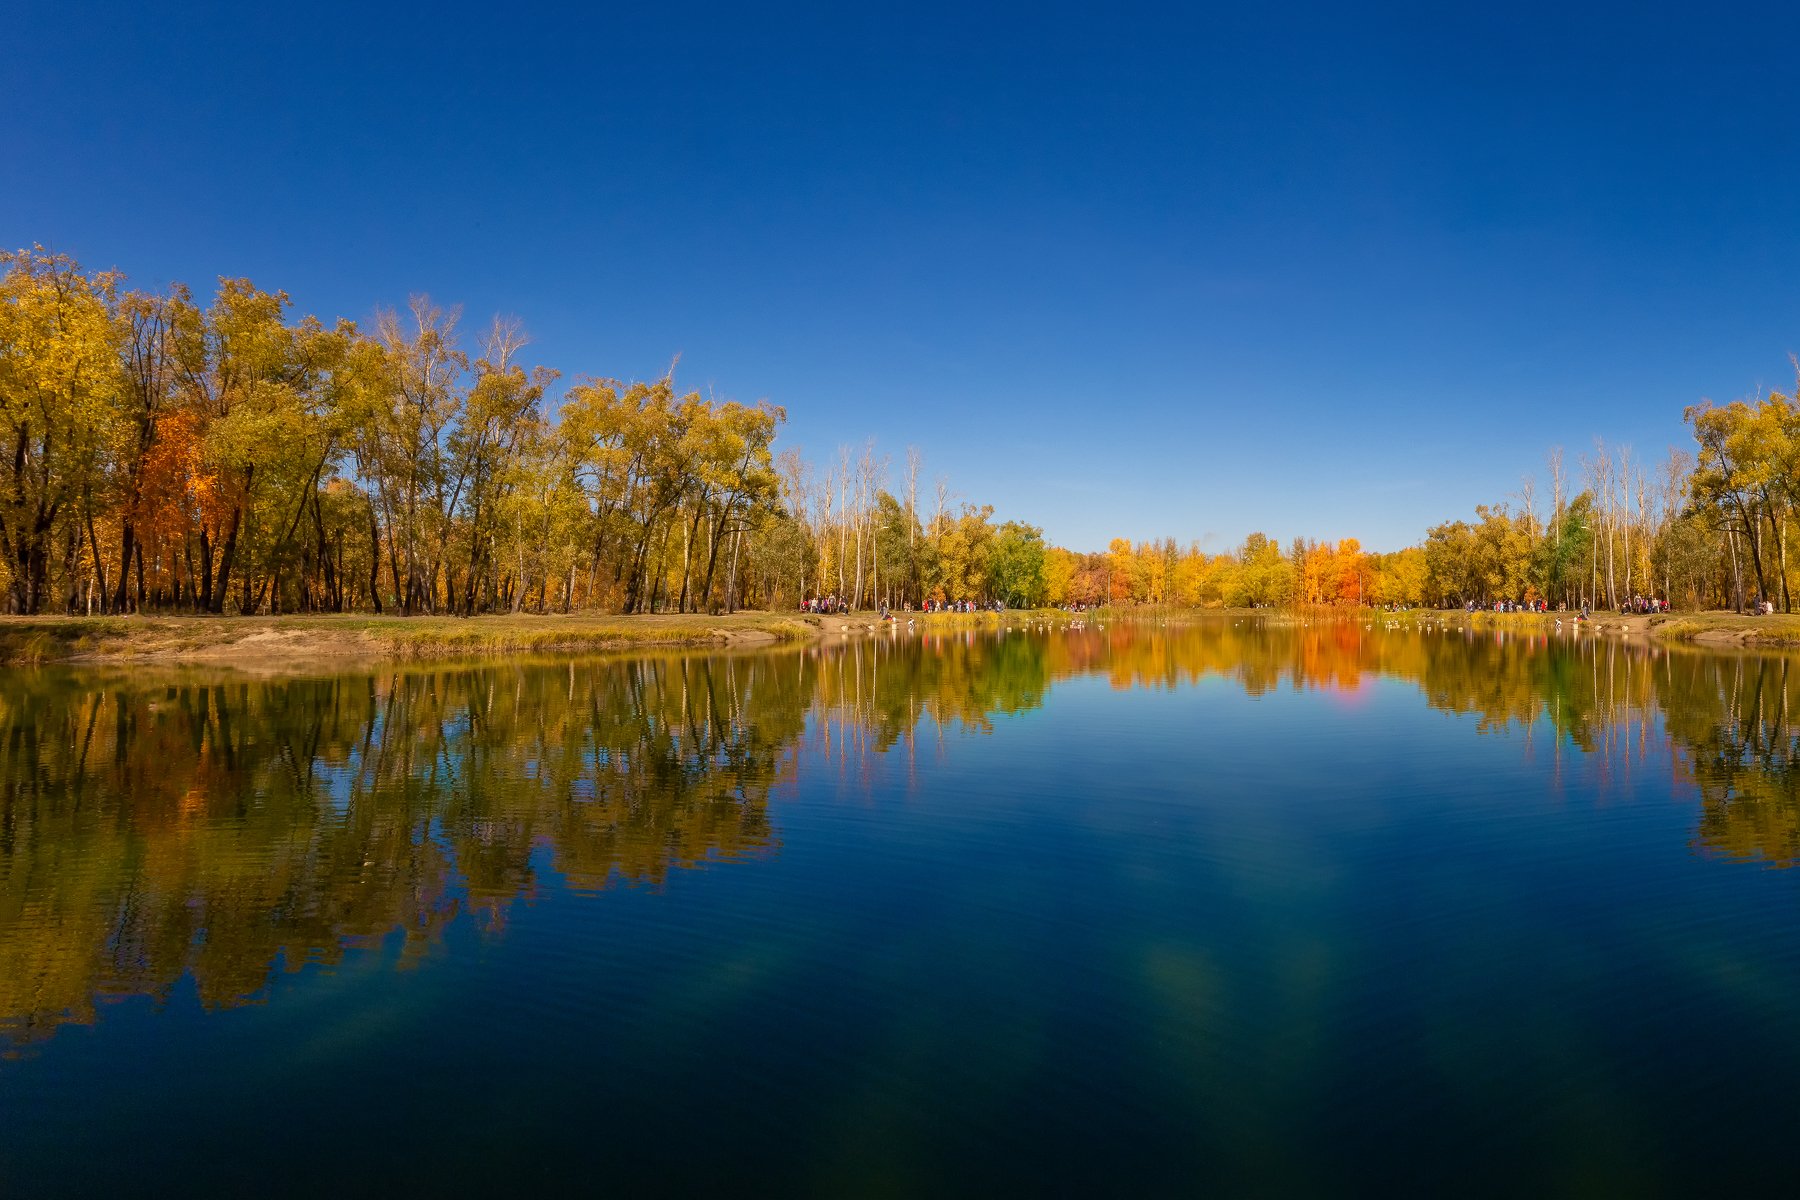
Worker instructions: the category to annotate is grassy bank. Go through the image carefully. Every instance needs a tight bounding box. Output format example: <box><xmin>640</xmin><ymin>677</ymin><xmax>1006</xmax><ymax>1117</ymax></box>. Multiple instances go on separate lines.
<box><xmin>0</xmin><ymin>611</ymin><xmax>818</xmax><ymax>666</ymax></box>
<box><xmin>1640</xmin><ymin>612</ymin><xmax>1800</xmax><ymax>647</ymax></box>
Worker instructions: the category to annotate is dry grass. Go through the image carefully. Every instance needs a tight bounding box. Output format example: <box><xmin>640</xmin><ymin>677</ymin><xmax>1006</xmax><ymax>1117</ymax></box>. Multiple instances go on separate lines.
<box><xmin>1648</xmin><ymin>612</ymin><xmax>1800</xmax><ymax>646</ymax></box>
<box><xmin>0</xmin><ymin>611</ymin><xmax>818</xmax><ymax>667</ymax></box>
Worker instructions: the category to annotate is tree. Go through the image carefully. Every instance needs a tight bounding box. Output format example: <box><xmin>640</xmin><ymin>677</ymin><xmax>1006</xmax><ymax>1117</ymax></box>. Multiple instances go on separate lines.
<box><xmin>451</xmin><ymin>317</ymin><xmax>558</xmax><ymax>613</ymax></box>
<box><xmin>988</xmin><ymin>521</ymin><xmax>1047</xmax><ymax>607</ymax></box>
<box><xmin>931</xmin><ymin>504</ymin><xmax>996</xmax><ymax>603</ymax></box>
<box><xmin>165</xmin><ymin>278</ymin><xmax>346</xmax><ymax>612</ymax></box>
<box><xmin>0</xmin><ymin>247</ymin><xmax>127</xmax><ymax>613</ymax></box>
<box><xmin>1229</xmin><ymin>532</ymin><xmax>1294</xmax><ymax>607</ymax></box>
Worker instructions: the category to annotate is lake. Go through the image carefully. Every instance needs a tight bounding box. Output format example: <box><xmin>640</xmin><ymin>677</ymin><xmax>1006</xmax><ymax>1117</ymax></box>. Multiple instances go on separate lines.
<box><xmin>3</xmin><ymin>615</ymin><xmax>1799</xmax><ymax>1196</ymax></box>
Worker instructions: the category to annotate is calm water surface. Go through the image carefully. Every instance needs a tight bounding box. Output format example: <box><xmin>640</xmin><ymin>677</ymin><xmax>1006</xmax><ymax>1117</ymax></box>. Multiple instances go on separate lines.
<box><xmin>4</xmin><ymin>617</ymin><xmax>1800</xmax><ymax>1196</ymax></box>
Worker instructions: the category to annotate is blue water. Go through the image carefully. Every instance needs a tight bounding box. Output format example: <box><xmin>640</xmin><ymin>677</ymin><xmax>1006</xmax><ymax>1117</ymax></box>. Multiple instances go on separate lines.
<box><xmin>2</xmin><ymin>621</ymin><xmax>1797</xmax><ymax>1196</ymax></box>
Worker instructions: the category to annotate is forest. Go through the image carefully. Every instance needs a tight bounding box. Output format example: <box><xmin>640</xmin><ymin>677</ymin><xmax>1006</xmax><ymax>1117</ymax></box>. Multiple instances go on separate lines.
<box><xmin>2</xmin><ymin>245</ymin><xmax>1795</xmax><ymax>616</ymax></box>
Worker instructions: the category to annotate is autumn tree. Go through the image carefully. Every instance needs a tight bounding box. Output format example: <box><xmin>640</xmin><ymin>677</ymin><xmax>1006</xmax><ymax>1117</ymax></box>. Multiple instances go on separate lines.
<box><xmin>0</xmin><ymin>248</ymin><xmax>130</xmax><ymax>613</ymax></box>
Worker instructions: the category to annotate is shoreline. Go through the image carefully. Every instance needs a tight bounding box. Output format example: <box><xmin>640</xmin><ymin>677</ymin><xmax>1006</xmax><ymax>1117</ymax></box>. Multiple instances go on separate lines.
<box><xmin>0</xmin><ymin>611</ymin><xmax>821</xmax><ymax>667</ymax></box>
<box><xmin>1333</xmin><ymin>607</ymin><xmax>1800</xmax><ymax>647</ymax></box>
<box><xmin>0</xmin><ymin>607</ymin><xmax>1113</xmax><ymax>667</ymax></box>
<box><xmin>4</xmin><ymin>606</ymin><xmax>1799</xmax><ymax>668</ymax></box>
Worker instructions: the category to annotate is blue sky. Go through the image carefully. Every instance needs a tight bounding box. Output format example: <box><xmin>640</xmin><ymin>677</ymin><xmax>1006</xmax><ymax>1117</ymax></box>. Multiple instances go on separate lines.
<box><xmin>7</xmin><ymin>1</ymin><xmax>1799</xmax><ymax>551</ymax></box>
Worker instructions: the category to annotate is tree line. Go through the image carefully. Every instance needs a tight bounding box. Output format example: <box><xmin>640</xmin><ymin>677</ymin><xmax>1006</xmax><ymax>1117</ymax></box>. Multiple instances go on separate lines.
<box><xmin>0</xmin><ymin>248</ymin><xmax>793</xmax><ymax>615</ymax></box>
<box><xmin>0</xmin><ymin>247</ymin><xmax>1064</xmax><ymax>616</ymax></box>
<box><xmin>1045</xmin><ymin>385</ymin><xmax>1800</xmax><ymax>612</ymax></box>
<box><xmin>3</xmin><ymin>245</ymin><xmax>1795</xmax><ymax>615</ymax></box>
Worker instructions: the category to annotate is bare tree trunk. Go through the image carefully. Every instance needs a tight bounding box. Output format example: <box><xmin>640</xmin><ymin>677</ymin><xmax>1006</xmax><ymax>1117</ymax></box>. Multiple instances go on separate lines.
<box><xmin>837</xmin><ymin>454</ymin><xmax>850</xmax><ymax>601</ymax></box>
<box><xmin>853</xmin><ymin>513</ymin><xmax>864</xmax><ymax>610</ymax></box>
<box><xmin>1729</xmin><ymin>526</ymin><xmax>1744</xmax><ymax>612</ymax></box>
<box><xmin>1773</xmin><ymin>501</ymin><xmax>1792</xmax><ymax>612</ymax></box>
<box><xmin>727</xmin><ymin>529</ymin><xmax>742</xmax><ymax>613</ymax></box>
<box><xmin>905</xmin><ymin>446</ymin><xmax>920</xmax><ymax>608</ymax></box>
<box><xmin>677</xmin><ymin>503</ymin><xmax>695</xmax><ymax>613</ymax></box>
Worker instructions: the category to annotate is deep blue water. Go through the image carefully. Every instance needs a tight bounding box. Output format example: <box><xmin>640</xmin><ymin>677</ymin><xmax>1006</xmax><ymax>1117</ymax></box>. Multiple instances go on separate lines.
<box><xmin>2</xmin><ymin>620</ymin><xmax>1798</xmax><ymax>1196</ymax></box>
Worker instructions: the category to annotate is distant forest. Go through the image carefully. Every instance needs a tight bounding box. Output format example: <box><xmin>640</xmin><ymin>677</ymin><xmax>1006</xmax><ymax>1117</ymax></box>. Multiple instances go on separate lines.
<box><xmin>1</xmin><ymin>247</ymin><xmax>1792</xmax><ymax>615</ymax></box>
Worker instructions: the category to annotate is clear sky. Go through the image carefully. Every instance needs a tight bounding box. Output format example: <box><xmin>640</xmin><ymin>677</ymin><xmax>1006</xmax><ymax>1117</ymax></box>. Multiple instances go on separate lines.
<box><xmin>6</xmin><ymin>1</ymin><xmax>1799</xmax><ymax>552</ymax></box>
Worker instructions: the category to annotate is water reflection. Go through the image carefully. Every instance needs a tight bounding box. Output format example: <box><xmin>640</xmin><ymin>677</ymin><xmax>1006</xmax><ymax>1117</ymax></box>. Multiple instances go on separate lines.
<box><xmin>0</xmin><ymin>657</ymin><xmax>803</xmax><ymax>1048</ymax></box>
<box><xmin>3</xmin><ymin>618</ymin><xmax>1800</xmax><ymax>1051</ymax></box>
<box><xmin>1668</xmin><ymin>654</ymin><xmax>1800</xmax><ymax>867</ymax></box>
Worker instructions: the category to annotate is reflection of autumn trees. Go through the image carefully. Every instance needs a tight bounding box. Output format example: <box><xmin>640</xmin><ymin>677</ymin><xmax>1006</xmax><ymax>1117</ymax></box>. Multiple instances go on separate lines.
<box><xmin>1663</xmin><ymin>655</ymin><xmax>1800</xmax><ymax>868</ymax></box>
<box><xmin>0</xmin><ymin>656</ymin><xmax>807</xmax><ymax>1048</ymax></box>
<box><xmin>7</xmin><ymin>622</ymin><xmax>1800</xmax><ymax>1049</ymax></box>
<box><xmin>878</xmin><ymin>620</ymin><xmax>1800</xmax><ymax>870</ymax></box>
<box><xmin>717</xmin><ymin>624</ymin><xmax>1800</xmax><ymax>872</ymax></box>
<box><xmin>813</xmin><ymin>633</ymin><xmax>1055</xmax><ymax>748</ymax></box>
<box><xmin>1042</xmin><ymin>620</ymin><xmax>1656</xmax><ymax>752</ymax></box>
<box><xmin>1081</xmin><ymin>619</ymin><xmax>1800</xmax><ymax>868</ymax></box>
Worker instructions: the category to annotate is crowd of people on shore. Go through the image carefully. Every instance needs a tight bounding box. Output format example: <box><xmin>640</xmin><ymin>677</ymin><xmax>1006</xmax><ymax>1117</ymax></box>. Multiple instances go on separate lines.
<box><xmin>1452</xmin><ymin>596</ymin><xmax>1672</xmax><ymax>616</ymax></box>
<box><xmin>802</xmin><ymin>595</ymin><xmax>1706</xmax><ymax>619</ymax></box>
<box><xmin>799</xmin><ymin>597</ymin><xmax>1125</xmax><ymax>618</ymax></box>
<box><xmin>802</xmin><ymin>596</ymin><xmax>1022</xmax><ymax>615</ymax></box>
<box><xmin>1466</xmin><ymin>599</ymin><xmax>1552</xmax><ymax>614</ymax></box>
<box><xmin>916</xmin><ymin>599</ymin><xmax>1001</xmax><ymax>613</ymax></box>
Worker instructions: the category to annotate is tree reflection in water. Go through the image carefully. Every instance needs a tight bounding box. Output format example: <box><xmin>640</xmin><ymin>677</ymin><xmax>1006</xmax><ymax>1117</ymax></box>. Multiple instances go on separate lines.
<box><xmin>3</xmin><ymin>618</ymin><xmax>1798</xmax><ymax>1049</ymax></box>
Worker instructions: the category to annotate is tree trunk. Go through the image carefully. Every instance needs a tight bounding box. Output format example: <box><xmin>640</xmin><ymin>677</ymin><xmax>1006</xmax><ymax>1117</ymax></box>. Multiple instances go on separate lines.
<box><xmin>678</xmin><ymin>504</ymin><xmax>698</xmax><ymax>613</ymax></box>
<box><xmin>83</xmin><ymin>497</ymin><xmax>107</xmax><ymax>613</ymax></box>
<box><xmin>112</xmin><ymin>520</ymin><xmax>137</xmax><ymax>613</ymax></box>
<box><xmin>727</xmin><ymin>529</ymin><xmax>742</xmax><ymax>613</ymax></box>
<box><xmin>700</xmin><ymin>502</ymin><xmax>733</xmax><ymax>612</ymax></box>
<box><xmin>209</xmin><ymin>486</ymin><xmax>249</xmax><ymax>614</ymax></box>
<box><xmin>198</xmin><ymin>526</ymin><xmax>214</xmax><ymax>613</ymax></box>
<box><xmin>1773</xmin><ymin>502</ymin><xmax>1792</xmax><ymax>613</ymax></box>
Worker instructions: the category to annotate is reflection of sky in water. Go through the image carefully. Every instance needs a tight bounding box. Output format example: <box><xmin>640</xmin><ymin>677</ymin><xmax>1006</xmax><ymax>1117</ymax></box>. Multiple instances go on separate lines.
<box><xmin>3</xmin><ymin>625</ymin><xmax>1800</xmax><ymax>1195</ymax></box>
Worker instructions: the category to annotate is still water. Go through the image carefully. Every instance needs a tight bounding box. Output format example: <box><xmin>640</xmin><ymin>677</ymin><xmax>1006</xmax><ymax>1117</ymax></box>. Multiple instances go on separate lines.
<box><xmin>3</xmin><ymin>617</ymin><xmax>1800</xmax><ymax>1196</ymax></box>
